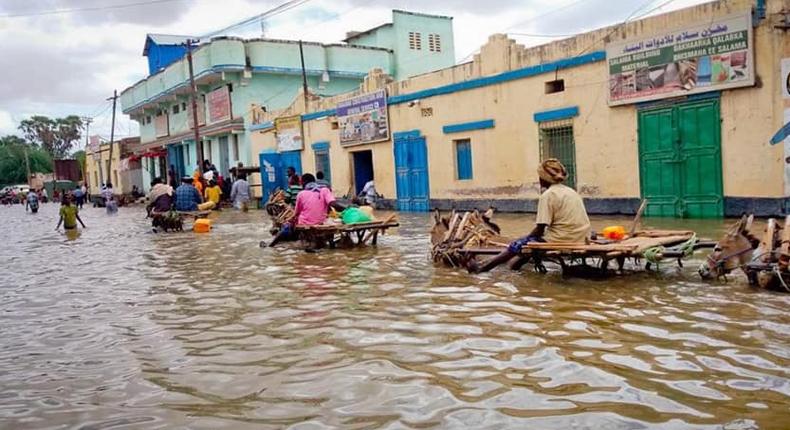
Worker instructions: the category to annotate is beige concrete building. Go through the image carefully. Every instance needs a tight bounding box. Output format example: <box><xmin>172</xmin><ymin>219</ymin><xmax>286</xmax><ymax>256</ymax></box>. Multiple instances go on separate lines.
<box><xmin>249</xmin><ymin>0</ymin><xmax>790</xmax><ymax>217</ymax></box>
<box><xmin>85</xmin><ymin>137</ymin><xmax>146</xmax><ymax>196</ymax></box>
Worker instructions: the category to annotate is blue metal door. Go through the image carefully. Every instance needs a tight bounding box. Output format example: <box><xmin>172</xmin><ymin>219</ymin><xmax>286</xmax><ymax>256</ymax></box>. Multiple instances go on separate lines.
<box><xmin>393</xmin><ymin>131</ymin><xmax>430</xmax><ymax>212</ymax></box>
<box><xmin>259</xmin><ymin>152</ymin><xmax>282</xmax><ymax>199</ymax></box>
<box><xmin>280</xmin><ymin>151</ymin><xmax>302</xmax><ymax>183</ymax></box>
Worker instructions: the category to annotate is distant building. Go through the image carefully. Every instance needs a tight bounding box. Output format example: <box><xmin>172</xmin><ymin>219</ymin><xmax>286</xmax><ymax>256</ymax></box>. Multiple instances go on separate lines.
<box><xmin>84</xmin><ymin>136</ymin><xmax>144</xmax><ymax>195</ymax></box>
<box><xmin>120</xmin><ymin>10</ymin><xmax>456</xmax><ymax>189</ymax></box>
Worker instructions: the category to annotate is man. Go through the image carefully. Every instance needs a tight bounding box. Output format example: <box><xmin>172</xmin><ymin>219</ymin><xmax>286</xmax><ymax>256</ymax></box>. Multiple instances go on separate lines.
<box><xmin>361</xmin><ymin>179</ymin><xmax>378</xmax><ymax>207</ymax></box>
<box><xmin>73</xmin><ymin>185</ymin><xmax>85</xmax><ymax>209</ymax></box>
<box><xmin>175</xmin><ymin>176</ymin><xmax>215</xmax><ymax>212</ymax></box>
<box><xmin>315</xmin><ymin>171</ymin><xmax>331</xmax><ymax>190</ymax></box>
<box><xmin>230</xmin><ymin>173</ymin><xmax>251</xmax><ymax>211</ymax></box>
<box><xmin>293</xmin><ymin>173</ymin><xmax>346</xmax><ymax>226</ymax></box>
<box><xmin>286</xmin><ymin>166</ymin><xmax>300</xmax><ymax>187</ymax></box>
<box><xmin>102</xmin><ymin>182</ymin><xmax>117</xmax><ymax>214</ymax></box>
<box><xmin>468</xmin><ymin>158</ymin><xmax>590</xmax><ymax>273</ymax></box>
<box><xmin>26</xmin><ymin>189</ymin><xmax>40</xmax><ymax>213</ymax></box>
<box><xmin>146</xmin><ymin>177</ymin><xmax>173</xmax><ymax>215</ymax></box>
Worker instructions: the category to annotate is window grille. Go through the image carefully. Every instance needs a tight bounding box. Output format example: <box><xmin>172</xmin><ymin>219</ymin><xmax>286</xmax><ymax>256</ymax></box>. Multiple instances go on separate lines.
<box><xmin>409</xmin><ymin>32</ymin><xmax>422</xmax><ymax>50</ymax></box>
<box><xmin>539</xmin><ymin>119</ymin><xmax>577</xmax><ymax>189</ymax></box>
<box><xmin>428</xmin><ymin>34</ymin><xmax>442</xmax><ymax>52</ymax></box>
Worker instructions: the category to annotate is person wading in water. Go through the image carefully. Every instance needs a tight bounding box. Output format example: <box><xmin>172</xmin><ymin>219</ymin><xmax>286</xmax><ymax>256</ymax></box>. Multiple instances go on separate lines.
<box><xmin>467</xmin><ymin>158</ymin><xmax>590</xmax><ymax>273</ymax></box>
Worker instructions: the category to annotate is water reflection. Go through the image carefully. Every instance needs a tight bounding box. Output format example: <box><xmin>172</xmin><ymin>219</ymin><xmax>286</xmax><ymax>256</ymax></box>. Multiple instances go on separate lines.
<box><xmin>0</xmin><ymin>204</ymin><xmax>788</xmax><ymax>429</ymax></box>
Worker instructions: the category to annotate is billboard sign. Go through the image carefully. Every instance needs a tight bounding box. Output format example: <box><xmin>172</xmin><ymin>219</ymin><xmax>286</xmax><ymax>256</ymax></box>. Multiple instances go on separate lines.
<box><xmin>337</xmin><ymin>89</ymin><xmax>389</xmax><ymax>146</ymax></box>
<box><xmin>275</xmin><ymin>115</ymin><xmax>303</xmax><ymax>152</ymax></box>
<box><xmin>607</xmin><ymin>12</ymin><xmax>754</xmax><ymax>106</ymax></box>
<box><xmin>207</xmin><ymin>86</ymin><xmax>232</xmax><ymax>123</ymax></box>
<box><xmin>88</xmin><ymin>135</ymin><xmax>101</xmax><ymax>161</ymax></box>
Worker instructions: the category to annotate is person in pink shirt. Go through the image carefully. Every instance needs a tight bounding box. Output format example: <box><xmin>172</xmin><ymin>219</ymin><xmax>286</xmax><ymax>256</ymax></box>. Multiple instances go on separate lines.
<box><xmin>267</xmin><ymin>173</ymin><xmax>347</xmax><ymax>249</ymax></box>
<box><xmin>293</xmin><ymin>173</ymin><xmax>346</xmax><ymax>225</ymax></box>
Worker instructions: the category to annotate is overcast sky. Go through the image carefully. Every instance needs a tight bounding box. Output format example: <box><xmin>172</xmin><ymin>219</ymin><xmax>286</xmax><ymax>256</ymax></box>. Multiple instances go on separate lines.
<box><xmin>0</xmin><ymin>0</ymin><xmax>710</xmax><ymax>147</ymax></box>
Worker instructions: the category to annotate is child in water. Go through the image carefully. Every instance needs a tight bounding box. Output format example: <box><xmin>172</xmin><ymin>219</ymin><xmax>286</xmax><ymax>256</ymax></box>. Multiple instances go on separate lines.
<box><xmin>56</xmin><ymin>195</ymin><xmax>86</xmax><ymax>231</ymax></box>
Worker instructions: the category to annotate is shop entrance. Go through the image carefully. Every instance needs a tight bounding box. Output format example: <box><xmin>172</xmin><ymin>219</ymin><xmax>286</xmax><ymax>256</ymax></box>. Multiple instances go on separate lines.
<box><xmin>638</xmin><ymin>98</ymin><xmax>723</xmax><ymax>218</ymax></box>
<box><xmin>352</xmin><ymin>150</ymin><xmax>373</xmax><ymax>196</ymax></box>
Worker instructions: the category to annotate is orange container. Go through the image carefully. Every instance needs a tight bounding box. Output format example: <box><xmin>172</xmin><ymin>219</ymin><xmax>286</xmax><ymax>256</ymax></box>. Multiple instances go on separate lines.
<box><xmin>193</xmin><ymin>218</ymin><xmax>212</xmax><ymax>233</ymax></box>
<box><xmin>602</xmin><ymin>225</ymin><xmax>626</xmax><ymax>240</ymax></box>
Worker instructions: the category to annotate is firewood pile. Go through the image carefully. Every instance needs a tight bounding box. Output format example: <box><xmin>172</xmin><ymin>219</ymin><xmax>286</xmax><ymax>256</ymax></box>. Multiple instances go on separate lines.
<box><xmin>430</xmin><ymin>209</ymin><xmax>506</xmax><ymax>267</ymax></box>
<box><xmin>265</xmin><ymin>189</ymin><xmax>294</xmax><ymax>231</ymax></box>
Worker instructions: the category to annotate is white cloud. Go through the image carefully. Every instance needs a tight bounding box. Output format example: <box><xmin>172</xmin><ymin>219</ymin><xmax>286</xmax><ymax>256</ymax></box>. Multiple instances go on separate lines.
<box><xmin>0</xmin><ymin>0</ymin><xmax>711</xmax><ymax>140</ymax></box>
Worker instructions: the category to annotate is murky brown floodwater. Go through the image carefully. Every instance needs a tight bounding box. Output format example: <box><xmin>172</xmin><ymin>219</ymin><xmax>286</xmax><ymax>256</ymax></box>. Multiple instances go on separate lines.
<box><xmin>1</xmin><ymin>203</ymin><xmax>788</xmax><ymax>429</ymax></box>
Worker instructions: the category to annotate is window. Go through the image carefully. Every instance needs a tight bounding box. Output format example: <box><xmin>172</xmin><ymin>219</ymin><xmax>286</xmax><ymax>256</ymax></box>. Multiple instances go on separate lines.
<box><xmin>545</xmin><ymin>79</ymin><xmax>565</xmax><ymax>94</ymax></box>
<box><xmin>315</xmin><ymin>151</ymin><xmax>331</xmax><ymax>185</ymax></box>
<box><xmin>454</xmin><ymin>139</ymin><xmax>473</xmax><ymax>180</ymax></box>
<box><xmin>172</xmin><ymin>104</ymin><xmax>180</xmax><ymax>114</ymax></box>
<box><xmin>182</xmin><ymin>102</ymin><xmax>187</xmax><ymax>111</ymax></box>
<box><xmin>428</xmin><ymin>34</ymin><xmax>442</xmax><ymax>52</ymax></box>
<box><xmin>539</xmin><ymin>119</ymin><xmax>577</xmax><ymax>189</ymax></box>
<box><xmin>93</xmin><ymin>171</ymin><xmax>98</xmax><ymax>189</ymax></box>
<box><xmin>145</xmin><ymin>116</ymin><xmax>151</xmax><ymax>124</ymax></box>
<box><xmin>232</xmin><ymin>134</ymin><xmax>239</xmax><ymax>160</ymax></box>
<box><xmin>408</xmin><ymin>31</ymin><xmax>422</xmax><ymax>50</ymax></box>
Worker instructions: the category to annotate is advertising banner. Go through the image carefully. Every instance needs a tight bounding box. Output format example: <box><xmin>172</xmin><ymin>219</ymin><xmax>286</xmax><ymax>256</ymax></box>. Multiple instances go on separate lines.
<box><xmin>337</xmin><ymin>89</ymin><xmax>389</xmax><ymax>146</ymax></box>
<box><xmin>207</xmin><ymin>86</ymin><xmax>232</xmax><ymax>123</ymax></box>
<box><xmin>275</xmin><ymin>115</ymin><xmax>303</xmax><ymax>152</ymax></box>
<box><xmin>154</xmin><ymin>113</ymin><xmax>169</xmax><ymax>138</ymax></box>
<box><xmin>606</xmin><ymin>12</ymin><xmax>754</xmax><ymax>106</ymax></box>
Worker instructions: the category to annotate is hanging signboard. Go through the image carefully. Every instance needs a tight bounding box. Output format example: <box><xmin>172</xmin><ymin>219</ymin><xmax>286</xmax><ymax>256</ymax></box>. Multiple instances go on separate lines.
<box><xmin>207</xmin><ymin>86</ymin><xmax>232</xmax><ymax>123</ymax></box>
<box><xmin>88</xmin><ymin>135</ymin><xmax>102</xmax><ymax>161</ymax></box>
<box><xmin>188</xmin><ymin>98</ymin><xmax>207</xmax><ymax>129</ymax></box>
<box><xmin>337</xmin><ymin>89</ymin><xmax>390</xmax><ymax>147</ymax></box>
<box><xmin>275</xmin><ymin>115</ymin><xmax>303</xmax><ymax>152</ymax></box>
<box><xmin>606</xmin><ymin>12</ymin><xmax>754</xmax><ymax>106</ymax></box>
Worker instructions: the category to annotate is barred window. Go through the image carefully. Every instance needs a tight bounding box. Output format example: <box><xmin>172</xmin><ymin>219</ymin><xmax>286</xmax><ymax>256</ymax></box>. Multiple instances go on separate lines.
<box><xmin>539</xmin><ymin>119</ymin><xmax>577</xmax><ymax>189</ymax></box>
<box><xmin>408</xmin><ymin>32</ymin><xmax>422</xmax><ymax>50</ymax></box>
<box><xmin>428</xmin><ymin>34</ymin><xmax>442</xmax><ymax>52</ymax></box>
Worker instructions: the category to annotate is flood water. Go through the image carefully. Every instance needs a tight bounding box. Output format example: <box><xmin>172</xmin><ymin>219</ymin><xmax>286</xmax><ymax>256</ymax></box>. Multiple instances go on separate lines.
<box><xmin>1</xmin><ymin>203</ymin><xmax>788</xmax><ymax>429</ymax></box>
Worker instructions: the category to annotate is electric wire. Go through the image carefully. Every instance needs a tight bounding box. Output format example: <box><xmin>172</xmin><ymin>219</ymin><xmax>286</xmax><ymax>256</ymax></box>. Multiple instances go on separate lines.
<box><xmin>0</xmin><ymin>0</ymin><xmax>193</xmax><ymax>19</ymax></box>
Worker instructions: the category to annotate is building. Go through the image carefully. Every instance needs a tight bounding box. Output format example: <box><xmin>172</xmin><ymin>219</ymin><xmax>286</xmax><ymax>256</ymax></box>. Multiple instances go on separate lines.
<box><xmin>85</xmin><ymin>136</ymin><xmax>144</xmax><ymax>196</ymax></box>
<box><xmin>250</xmin><ymin>0</ymin><xmax>790</xmax><ymax>218</ymax></box>
<box><xmin>120</xmin><ymin>10</ymin><xmax>456</xmax><ymax>193</ymax></box>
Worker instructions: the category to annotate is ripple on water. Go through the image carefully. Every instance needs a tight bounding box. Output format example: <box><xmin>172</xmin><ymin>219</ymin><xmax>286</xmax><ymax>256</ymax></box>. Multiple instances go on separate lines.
<box><xmin>0</xmin><ymin>206</ymin><xmax>788</xmax><ymax>429</ymax></box>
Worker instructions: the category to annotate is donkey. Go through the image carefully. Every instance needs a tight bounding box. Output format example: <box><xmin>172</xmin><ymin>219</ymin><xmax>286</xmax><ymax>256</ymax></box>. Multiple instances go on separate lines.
<box><xmin>699</xmin><ymin>215</ymin><xmax>760</xmax><ymax>280</ymax></box>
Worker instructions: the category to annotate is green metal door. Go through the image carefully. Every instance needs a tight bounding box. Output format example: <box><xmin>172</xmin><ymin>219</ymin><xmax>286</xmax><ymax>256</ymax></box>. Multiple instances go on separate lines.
<box><xmin>638</xmin><ymin>99</ymin><xmax>723</xmax><ymax>218</ymax></box>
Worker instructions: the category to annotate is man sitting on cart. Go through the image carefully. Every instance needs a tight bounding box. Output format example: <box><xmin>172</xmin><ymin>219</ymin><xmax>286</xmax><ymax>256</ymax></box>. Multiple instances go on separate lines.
<box><xmin>467</xmin><ymin>158</ymin><xmax>590</xmax><ymax>273</ymax></box>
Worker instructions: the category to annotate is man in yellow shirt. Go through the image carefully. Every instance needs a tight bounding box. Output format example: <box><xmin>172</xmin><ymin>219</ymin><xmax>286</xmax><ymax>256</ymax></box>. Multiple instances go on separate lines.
<box><xmin>468</xmin><ymin>158</ymin><xmax>590</xmax><ymax>273</ymax></box>
<box><xmin>204</xmin><ymin>179</ymin><xmax>222</xmax><ymax>210</ymax></box>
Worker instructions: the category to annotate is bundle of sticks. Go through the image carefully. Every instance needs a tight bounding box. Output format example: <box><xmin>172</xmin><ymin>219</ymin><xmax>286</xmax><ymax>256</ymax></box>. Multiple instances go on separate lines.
<box><xmin>265</xmin><ymin>189</ymin><xmax>295</xmax><ymax>230</ymax></box>
<box><xmin>430</xmin><ymin>208</ymin><xmax>505</xmax><ymax>267</ymax></box>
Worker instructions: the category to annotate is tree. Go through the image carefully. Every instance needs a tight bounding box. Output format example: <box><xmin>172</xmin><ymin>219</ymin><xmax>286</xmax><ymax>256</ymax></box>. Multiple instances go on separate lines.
<box><xmin>0</xmin><ymin>135</ymin><xmax>27</xmax><ymax>146</ymax></box>
<box><xmin>19</xmin><ymin>115</ymin><xmax>84</xmax><ymax>159</ymax></box>
<box><xmin>0</xmin><ymin>142</ymin><xmax>53</xmax><ymax>186</ymax></box>
<box><xmin>73</xmin><ymin>150</ymin><xmax>86</xmax><ymax>181</ymax></box>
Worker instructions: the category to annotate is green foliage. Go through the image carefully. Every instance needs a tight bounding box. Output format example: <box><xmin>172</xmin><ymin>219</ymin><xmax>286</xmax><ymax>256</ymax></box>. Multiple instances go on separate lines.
<box><xmin>19</xmin><ymin>115</ymin><xmax>84</xmax><ymax>159</ymax></box>
<box><xmin>0</xmin><ymin>137</ymin><xmax>53</xmax><ymax>186</ymax></box>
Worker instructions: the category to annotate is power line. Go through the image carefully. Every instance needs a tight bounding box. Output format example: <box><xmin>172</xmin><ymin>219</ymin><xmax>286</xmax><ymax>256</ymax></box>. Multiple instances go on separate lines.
<box><xmin>200</xmin><ymin>0</ymin><xmax>314</xmax><ymax>39</ymax></box>
<box><xmin>0</xmin><ymin>0</ymin><xmax>193</xmax><ymax>18</ymax></box>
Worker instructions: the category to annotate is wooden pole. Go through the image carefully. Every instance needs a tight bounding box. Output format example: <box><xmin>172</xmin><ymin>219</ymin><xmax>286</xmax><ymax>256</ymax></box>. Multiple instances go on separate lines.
<box><xmin>186</xmin><ymin>39</ymin><xmax>204</xmax><ymax>174</ymax></box>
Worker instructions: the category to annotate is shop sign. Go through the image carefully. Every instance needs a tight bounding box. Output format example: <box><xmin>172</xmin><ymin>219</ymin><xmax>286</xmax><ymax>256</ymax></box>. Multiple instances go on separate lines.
<box><xmin>607</xmin><ymin>12</ymin><xmax>754</xmax><ymax>106</ymax></box>
<box><xmin>207</xmin><ymin>86</ymin><xmax>232</xmax><ymax>123</ymax></box>
<box><xmin>88</xmin><ymin>135</ymin><xmax>101</xmax><ymax>161</ymax></box>
<box><xmin>154</xmin><ymin>113</ymin><xmax>169</xmax><ymax>138</ymax></box>
<box><xmin>337</xmin><ymin>89</ymin><xmax>389</xmax><ymax>146</ymax></box>
<box><xmin>275</xmin><ymin>115</ymin><xmax>303</xmax><ymax>152</ymax></box>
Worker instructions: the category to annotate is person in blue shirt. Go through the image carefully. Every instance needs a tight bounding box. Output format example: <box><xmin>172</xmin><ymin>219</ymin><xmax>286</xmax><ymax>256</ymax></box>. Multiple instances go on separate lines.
<box><xmin>175</xmin><ymin>176</ymin><xmax>215</xmax><ymax>212</ymax></box>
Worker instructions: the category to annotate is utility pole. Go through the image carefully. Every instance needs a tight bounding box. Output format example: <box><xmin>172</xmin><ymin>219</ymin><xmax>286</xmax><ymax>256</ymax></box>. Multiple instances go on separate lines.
<box><xmin>24</xmin><ymin>146</ymin><xmax>31</xmax><ymax>186</ymax></box>
<box><xmin>298</xmin><ymin>40</ymin><xmax>309</xmax><ymax>112</ymax></box>
<box><xmin>186</xmin><ymin>39</ymin><xmax>204</xmax><ymax>174</ymax></box>
<box><xmin>81</xmin><ymin>116</ymin><xmax>101</xmax><ymax>188</ymax></box>
<box><xmin>106</xmin><ymin>90</ymin><xmax>118</xmax><ymax>186</ymax></box>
